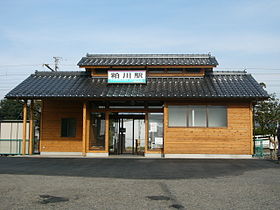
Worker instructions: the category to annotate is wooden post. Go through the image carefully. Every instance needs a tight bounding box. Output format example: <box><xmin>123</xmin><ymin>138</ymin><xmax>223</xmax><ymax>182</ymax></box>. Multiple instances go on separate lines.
<box><xmin>105</xmin><ymin>111</ymin><xmax>109</xmax><ymax>153</ymax></box>
<box><xmin>39</xmin><ymin>100</ymin><xmax>43</xmax><ymax>153</ymax></box>
<box><xmin>82</xmin><ymin>102</ymin><xmax>87</xmax><ymax>156</ymax></box>
<box><xmin>29</xmin><ymin>100</ymin><xmax>34</xmax><ymax>155</ymax></box>
<box><xmin>86</xmin><ymin>107</ymin><xmax>90</xmax><ymax>153</ymax></box>
<box><xmin>163</xmin><ymin>102</ymin><xmax>167</xmax><ymax>155</ymax></box>
<box><xmin>22</xmin><ymin>101</ymin><xmax>28</xmax><ymax>155</ymax></box>
<box><xmin>250</xmin><ymin>102</ymin><xmax>254</xmax><ymax>155</ymax></box>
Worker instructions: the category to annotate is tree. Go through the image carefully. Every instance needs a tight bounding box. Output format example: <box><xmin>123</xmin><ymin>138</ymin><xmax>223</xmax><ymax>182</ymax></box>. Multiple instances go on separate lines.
<box><xmin>254</xmin><ymin>94</ymin><xmax>280</xmax><ymax>159</ymax></box>
<box><xmin>0</xmin><ymin>99</ymin><xmax>23</xmax><ymax>120</ymax></box>
<box><xmin>254</xmin><ymin>94</ymin><xmax>280</xmax><ymax>136</ymax></box>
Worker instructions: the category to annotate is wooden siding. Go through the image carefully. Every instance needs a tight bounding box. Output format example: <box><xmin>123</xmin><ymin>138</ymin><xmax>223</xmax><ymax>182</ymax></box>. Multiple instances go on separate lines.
<box><xmin>40</xmin><ymin>99</ymin><xmax>253</xmax><ymax>155</ymax></box>
<box><xmin>164</xmin><ymin>102</ymin><xmax>253</xmax><ymax>155</ymax></box>
<box><xmin>40</xmin><ymin>100</ymin><xmax>83</xmax><ymax>152</ymax></box>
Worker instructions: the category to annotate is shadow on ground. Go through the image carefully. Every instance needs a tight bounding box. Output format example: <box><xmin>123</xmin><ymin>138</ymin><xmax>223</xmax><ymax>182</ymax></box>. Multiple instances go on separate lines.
<box><xmin>0</xmin><ymin>157</ymin><xmax>278</xmax><ymax>179</ymax></box>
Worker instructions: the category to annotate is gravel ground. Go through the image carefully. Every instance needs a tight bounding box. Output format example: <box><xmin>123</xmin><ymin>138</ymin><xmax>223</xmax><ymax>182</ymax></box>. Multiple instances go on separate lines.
<box><xmin>0</xmin><ymin>157</ymin><xmax>279</xmax><ymax>210</ymax></box>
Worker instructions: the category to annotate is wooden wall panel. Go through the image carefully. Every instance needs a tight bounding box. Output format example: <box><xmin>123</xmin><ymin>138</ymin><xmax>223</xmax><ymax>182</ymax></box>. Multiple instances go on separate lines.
<box><xmin>41</xmin><ymin>100</ymin><xmax>83</xmax><ymax>152</ymax></box>
<box><xmin>164</xmin><ymin>102</ymin><xmax>253</xmax><ymax>155</ymax></box>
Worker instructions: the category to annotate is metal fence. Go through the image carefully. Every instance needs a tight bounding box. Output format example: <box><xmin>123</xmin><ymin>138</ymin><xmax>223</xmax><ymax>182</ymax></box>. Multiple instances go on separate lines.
<box><xmin>0</xmin><ymin>139</ymin><xmax>29</xmax><ymax>155</ymax></box>
<box><xmin>0</xmin><ymin>120</ymin><xmax>30</xmax><ymax>155</ymax></box>
<box><xmin>254</xmin><ymin>135</ymin><xmax>279</xmax><ymax>158</ymax></box>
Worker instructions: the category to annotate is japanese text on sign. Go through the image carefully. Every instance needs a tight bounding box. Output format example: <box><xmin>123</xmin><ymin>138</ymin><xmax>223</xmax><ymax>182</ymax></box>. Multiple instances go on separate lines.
<box><xmin>108</xmin><ymin>71</ymin><xmax>146</xmax><ymax>83</ymax></box>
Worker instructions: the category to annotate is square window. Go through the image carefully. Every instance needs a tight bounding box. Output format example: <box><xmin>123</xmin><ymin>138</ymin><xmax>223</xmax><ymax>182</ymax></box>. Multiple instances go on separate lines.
<box><xmin>61</xmin><ymin>118</ymin><xmax>76</xmax><ymax>137</ymax></box>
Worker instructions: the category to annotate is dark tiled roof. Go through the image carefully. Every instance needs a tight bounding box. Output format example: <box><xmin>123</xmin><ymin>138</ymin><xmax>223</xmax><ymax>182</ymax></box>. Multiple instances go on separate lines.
<box><xmin>5</xmin><ymin>71</ymin><xmax>268</xmax><ymax>100</ymax></box>
<box><xmin>77</xmin><ymin>54</ymin><xmax>218</xmax><ymax>66</ymax></box>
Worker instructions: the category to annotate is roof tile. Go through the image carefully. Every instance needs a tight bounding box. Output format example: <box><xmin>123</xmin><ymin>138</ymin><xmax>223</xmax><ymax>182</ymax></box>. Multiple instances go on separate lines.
<box><xmin>5</xmin><ymin>71</ymin><xmax>269</xmax><ymax>100</ymax></box>
<box><xmin>77</xmin><ymin>54</ymin><xmax>219</xmax><ymax>66</ymax></box>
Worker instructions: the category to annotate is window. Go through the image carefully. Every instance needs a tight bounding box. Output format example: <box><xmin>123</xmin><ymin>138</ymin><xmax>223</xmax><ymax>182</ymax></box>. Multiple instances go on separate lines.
<box><xmin>188</xmin><ymin>106</ymin><xmax>207</xmax><ymax>127</ymax></box>
<box><xmin>168</xmin><ymin>68</ymin><xmax>183</xmax><ymax>73</ymax></box>
<box><xmin>61</xmin><ymin>118</ymin><xmax>76</xmax><ymax>137</ymax></box>
<box><xmin>148</xmin><ymin>69</ymin><xmax>165</xmax><ymax>73</ymax></box>
<box><xmin>168</xmin><ymin>105</ymin><xmax>227</xmax><ymax>127</ymax></box>
<box><xmin>90</xmin><ymin>112</ymin><xmax>106</xmax><ymax>149</ymax></box>
<box><xmin>208</xmin><ymin>106</ymin><xmax>227</xmax><ymax>127</ymax></box>
<box><xmin>94</xmin><ymin>68</ymin><xmax>108</xmax><ymax>74</ymax></box>
<box><xmin>185</xmin><ymin>68</ymin><xmax>201</xmax><ymax>73</ymax></box>
<box><xmin>168</xmin><ymin>106</ymin><xmax>187</xmax><ymax>126</ymax></box>
<box><xmin>148</xmin><ymin>113</ymin><xmax>164</xmax><ymax>149</ymax></box>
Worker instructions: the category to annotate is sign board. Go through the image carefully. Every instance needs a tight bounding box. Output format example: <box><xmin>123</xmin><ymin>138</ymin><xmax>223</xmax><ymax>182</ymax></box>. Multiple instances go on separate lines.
<box><xmin>108</xmin><ymin>70</ymin><xmax>146</xmax><ymax>84</ymax></box>
<box><xmin>155</xmin><ymin>137</ymin><xmax>163</xmax><ymax>145</ymax></box>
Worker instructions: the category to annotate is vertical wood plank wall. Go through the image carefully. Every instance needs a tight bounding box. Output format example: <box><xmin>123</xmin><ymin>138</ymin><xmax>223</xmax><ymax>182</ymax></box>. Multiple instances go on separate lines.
<box><xmin>164</xmin><ymin>102</ymin><xmax>253</xmax><ymax>155</ymax></box>
<box><xmin>41</xmin><ymin>100</ymin><xmax>83</xmax><ymax>152</ymax></box>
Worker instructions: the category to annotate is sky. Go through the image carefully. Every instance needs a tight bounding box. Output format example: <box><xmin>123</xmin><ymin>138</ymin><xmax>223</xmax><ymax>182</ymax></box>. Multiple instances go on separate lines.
<box><xmin>0</xmin><ymin>0</ymin><xmax>280</xmax><ymax>99</ymax></box>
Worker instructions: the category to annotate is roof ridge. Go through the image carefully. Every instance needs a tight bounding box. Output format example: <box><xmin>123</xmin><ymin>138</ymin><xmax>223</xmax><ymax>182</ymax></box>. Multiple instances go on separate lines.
<box><xmin>33</xmin><ymin>71</ymin><xmax>88</xmax><ymax>76</ymax></box>
<box><xmin>85</xmin><ymin>53</ymin><xmax>213</xmax><ymax>58</ymax></box>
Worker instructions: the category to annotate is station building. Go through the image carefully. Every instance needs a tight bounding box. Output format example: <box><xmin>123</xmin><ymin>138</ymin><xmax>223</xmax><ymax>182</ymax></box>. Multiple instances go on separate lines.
<box><xmin>6</xmin><ymin>54</ymin><xmax>269</xmax><ymax>158</ymax></box>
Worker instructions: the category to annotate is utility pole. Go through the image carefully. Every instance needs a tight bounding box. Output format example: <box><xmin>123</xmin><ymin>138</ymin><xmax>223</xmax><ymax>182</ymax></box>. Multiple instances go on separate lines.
<box><xmin>53</xmin><ymin>57</ymin><xmax>62</xmax><ymax>71</ymax></box>
<box><xmin>43</xmin><ymin>57</ymin><xmax>62</xmax><ymax>72</ymax></box>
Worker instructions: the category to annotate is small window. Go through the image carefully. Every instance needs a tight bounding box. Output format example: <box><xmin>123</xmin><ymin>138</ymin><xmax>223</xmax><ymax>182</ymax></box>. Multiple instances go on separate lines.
<box><xmin>168</xmin><ymin>68</ymin><xmax>183</xmax><ymax>73</ymax></box>
<box><xmin>61</xmin><ymin>118</ymin><xmax>76</xmax><ymax>137</ymax></box>
<box><xmin>148</xmin><ymin>68</ymin><xmax>166</xmax><ymax>73</ymax></box>
<box><xmin>94</xmin><ymin>69</ymin><xmax>108</xmax><ymax>74</ymax></box>
<box><xmin>185</xmin><ymin>68</ymin><xmax>201</xmax><ymax>73</ymax></box>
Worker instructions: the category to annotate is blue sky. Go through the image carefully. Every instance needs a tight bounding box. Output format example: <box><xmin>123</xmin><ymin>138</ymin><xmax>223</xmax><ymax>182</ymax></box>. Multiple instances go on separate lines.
<box><xmin>0</xmin><ymin>0</ymin><xmax>280</xmax><ymax>99</ymax></box>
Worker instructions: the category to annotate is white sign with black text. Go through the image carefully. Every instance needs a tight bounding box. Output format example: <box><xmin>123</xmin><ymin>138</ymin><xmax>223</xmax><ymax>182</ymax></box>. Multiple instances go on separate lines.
<box><xmin>108</xmin><ymin>70</ymin><xmax>146</xmax><ymax>84</ymax></box>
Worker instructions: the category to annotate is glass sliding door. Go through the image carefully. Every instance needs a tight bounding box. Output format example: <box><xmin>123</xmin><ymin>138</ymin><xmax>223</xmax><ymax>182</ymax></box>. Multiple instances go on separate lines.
<box><xmin>108</xmin><ymin>113</ymin><xmax>145</xmax><ymax>155</ymax></box>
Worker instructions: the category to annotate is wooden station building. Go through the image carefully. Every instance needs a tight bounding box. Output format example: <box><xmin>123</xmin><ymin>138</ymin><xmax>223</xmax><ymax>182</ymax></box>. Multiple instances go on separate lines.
<box><xmin>6</xmin><ymin>54</ymin><xmax>269</xmax><ymax>158</ymax></box>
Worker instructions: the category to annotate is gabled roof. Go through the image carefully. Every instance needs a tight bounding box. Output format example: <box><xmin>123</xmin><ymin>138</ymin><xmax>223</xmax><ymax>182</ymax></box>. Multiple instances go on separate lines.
<box><xmin>5</xmin><ymin>71</ymin><xmax>268</xmax><ymax>100</ymax></box>
<box><xmin>77</xmin><ymin>54</ymin><xmax>218</xmax><ymax>67</ymax></box>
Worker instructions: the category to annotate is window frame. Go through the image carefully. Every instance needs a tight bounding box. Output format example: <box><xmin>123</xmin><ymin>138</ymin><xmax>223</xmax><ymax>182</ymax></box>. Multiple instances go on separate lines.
<box><xmin>168</xmin><ymin>105</ymin><xmax>228</xmax><ymax>128</ymax></box>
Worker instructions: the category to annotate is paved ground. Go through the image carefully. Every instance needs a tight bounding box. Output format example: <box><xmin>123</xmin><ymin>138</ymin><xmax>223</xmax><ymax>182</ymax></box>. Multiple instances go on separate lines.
<box><xmin>0</xmin><ymin>157</ymin><xmax>279</xmax><ymax>210</ymax></box>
